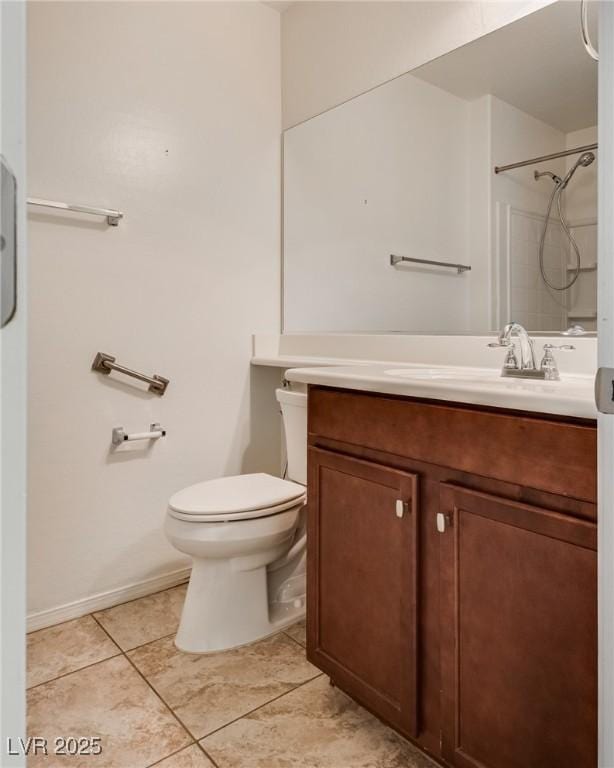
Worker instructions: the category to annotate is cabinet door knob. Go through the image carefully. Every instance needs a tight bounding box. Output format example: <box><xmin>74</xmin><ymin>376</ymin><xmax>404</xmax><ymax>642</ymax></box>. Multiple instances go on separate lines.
<box><xmin>396</xmin><ymin>499</ymin><xmax>408</xmax><ymax>518</ymax></box>
<box><xmin>436</xmin><ymin>512</ymin><xmax>449</xmax><ymax>533</ymax></box>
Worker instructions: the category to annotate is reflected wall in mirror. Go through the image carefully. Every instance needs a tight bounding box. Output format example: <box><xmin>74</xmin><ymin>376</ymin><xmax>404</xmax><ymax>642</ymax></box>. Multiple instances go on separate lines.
<box><xmin>283</xmin><ymin>0</ymin><xmax>598</xmax><ymax>334</ymax></box>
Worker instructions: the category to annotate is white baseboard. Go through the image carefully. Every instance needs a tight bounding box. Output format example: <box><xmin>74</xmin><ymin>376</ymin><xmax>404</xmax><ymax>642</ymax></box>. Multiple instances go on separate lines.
<box><xmin>27</xmin><ymin>567</ymin><xmax>191</xmax><ymax>633</ymax></box>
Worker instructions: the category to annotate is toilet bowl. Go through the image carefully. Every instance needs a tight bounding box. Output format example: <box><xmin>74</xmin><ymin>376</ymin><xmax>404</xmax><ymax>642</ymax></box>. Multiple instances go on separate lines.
<box><xmin>165</xmin><ymin>387</ymin><xmax>308</xmax><ymax>653</ymax></box>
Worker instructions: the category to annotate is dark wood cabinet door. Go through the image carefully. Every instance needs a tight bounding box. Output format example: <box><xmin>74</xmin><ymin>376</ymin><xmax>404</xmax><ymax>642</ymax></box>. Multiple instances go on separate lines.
<box><xmin>439</xmin><ymin>483</ymin><xmax>597</xmax><ymax>768</ymax></box>
<box><xmin>307</xmin><ymin>447</ymin><xmax>419</xmax><ymax>737</ymax></box>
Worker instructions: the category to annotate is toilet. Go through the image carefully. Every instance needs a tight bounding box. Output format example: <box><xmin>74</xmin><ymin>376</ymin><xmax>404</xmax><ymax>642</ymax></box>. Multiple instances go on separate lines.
<box><xmin>165</xmin><ymin>387</ymin><xmax>307</xmax><ymax>653</ymax></box>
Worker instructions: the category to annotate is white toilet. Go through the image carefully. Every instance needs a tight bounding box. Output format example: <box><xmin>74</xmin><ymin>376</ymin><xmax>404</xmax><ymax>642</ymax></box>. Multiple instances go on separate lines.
<box><xmin>165</xmin><ymin>387</ymin><xmax>307</xmax><ymax>653</ymax></box>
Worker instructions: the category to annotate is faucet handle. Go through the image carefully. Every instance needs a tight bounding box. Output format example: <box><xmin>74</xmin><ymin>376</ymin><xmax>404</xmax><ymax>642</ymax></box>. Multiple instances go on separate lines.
<box><xmin>542</xmin><ymin>343</ymin><xmax>576</xmax><ymax>352</ymax></box>
<box><xmin>487</xmin><ymin>340</ymin><xmax>513</xmax><ymax>348</ymax></box>
<box><xmin>540</xmin><ymin>344</ymin><xmax>575</xmax><ymax>381</ymax></box>
<box><xmin>489</xmin><ymin>339</ymin><xmax>518</xmax><ymax>369</ymax></box>
<box><xmin>503</xmin><ymin>345</ymin><xmax>519</xmax><ymax>370</ymax></box>
<box><xmin>489</xmin><ymin>339</ymin><xmax>518</xmax><ymax>371</ymax></box>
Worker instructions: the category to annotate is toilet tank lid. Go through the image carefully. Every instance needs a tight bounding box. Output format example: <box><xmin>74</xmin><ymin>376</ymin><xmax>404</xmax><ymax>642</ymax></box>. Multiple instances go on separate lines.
<box><xmin>276</xmin><ymin>388</ymin><xmax>307</xmax><ymax>406</ymax></box>
<box><xmin>169</xmin><ymin>473</ymin><xmax>305</xmax><ymax>516</ymax></box>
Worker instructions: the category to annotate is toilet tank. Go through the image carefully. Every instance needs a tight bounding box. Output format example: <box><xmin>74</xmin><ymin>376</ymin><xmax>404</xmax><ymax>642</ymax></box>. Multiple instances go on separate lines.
<box><xmin>276</xmin><ymin>388</ymin><xmax>307</xmax><ymax>485</ymax></box>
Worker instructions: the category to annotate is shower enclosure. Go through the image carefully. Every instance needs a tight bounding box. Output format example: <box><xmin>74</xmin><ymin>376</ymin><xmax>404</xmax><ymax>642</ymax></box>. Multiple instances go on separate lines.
<box><xmin>497</xmin><ymin>140</ymin><xmax>598</xmax><ymax>332</ymax></box>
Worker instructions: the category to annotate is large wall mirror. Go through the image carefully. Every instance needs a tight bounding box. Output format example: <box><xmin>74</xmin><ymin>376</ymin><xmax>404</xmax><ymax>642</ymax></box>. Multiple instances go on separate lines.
<box><xmin>283</xmin><ymin>1</ymin><xmax>598</xmax><ymax>334</ymax></box>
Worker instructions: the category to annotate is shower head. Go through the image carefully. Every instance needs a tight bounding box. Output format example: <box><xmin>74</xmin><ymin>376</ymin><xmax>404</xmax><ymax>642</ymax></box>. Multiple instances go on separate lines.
<box><xmin>577</xmin><ymin>151</ymin><xmax>596</xmax><ymax>167</ymax></box>
<box><xmin>534</xmin><ymin>152</ymin><xmax>595</xmax><ymax>189</ymax></box>
<box><xmin>560</xmin><ymin>151</ymin><xmax>595</xmax><ymax>189</ymax></box>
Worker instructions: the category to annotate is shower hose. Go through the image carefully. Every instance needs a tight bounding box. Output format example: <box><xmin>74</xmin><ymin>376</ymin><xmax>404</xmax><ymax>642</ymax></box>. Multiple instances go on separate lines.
<box><xmin>539</xmin><ymin>182</ymin><xmax>581</xmax><ymax>292</ymax></box>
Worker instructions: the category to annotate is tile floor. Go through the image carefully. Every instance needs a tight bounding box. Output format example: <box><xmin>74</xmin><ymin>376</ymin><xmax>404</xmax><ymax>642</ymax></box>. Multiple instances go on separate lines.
<box><xmin>27</xmin><ymin>584</ymin><xmax>435</xmax><ymax>768</ymax></box>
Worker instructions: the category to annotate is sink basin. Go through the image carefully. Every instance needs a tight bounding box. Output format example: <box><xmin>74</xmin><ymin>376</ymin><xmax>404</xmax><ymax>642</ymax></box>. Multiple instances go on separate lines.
<box><xmin>383</xmin><ymin>366</ymin><xmax>565</xmax><ymax>388</ymax></box>
<box><xmin>385</xmin><ymin>367</ymin><xmax>501</xmax><ymax>381</ymax></box>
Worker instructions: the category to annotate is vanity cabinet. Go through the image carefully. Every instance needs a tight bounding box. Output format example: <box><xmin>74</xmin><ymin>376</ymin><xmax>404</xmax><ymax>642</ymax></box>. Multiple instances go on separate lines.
<box><xmin>307</xmin><ymin>448</ymin><xmax>419</xmax><ymax>736</ymax></box>
<box><xmin>306</xmin><ymin>386</ymin><xmax>598</xmax><ymax>768</ymax></box>
<box><xmin>439</xmin><ymin>484</ymin><xmax>597</xmax><ymax>768</ymax></box>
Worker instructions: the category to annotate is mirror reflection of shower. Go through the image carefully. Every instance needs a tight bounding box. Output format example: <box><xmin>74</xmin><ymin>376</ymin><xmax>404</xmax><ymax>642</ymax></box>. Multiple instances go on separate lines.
<box><xmin>534</xmin><ymin>151</ymin><xmax>596</xmax><ymax>291</ymax></box>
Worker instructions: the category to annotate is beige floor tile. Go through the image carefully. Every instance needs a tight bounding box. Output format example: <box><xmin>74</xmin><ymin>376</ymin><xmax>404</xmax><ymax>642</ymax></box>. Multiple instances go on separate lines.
<box><xmin>152</xmin><ymin>744</ymin><xmax>215</xmax><ymax>768</ymax></box>
<box><xmin>201</xmin><ymin>675</ymin><xmax>437</xmax><ymax>768</ymax></box>
<box><xmin>27</xmin><ymin>616</ymin><xmax>120</xmax><ymax>689</ymax></box>
<box><xmin>93</xmin><ymin>584</ymin><xmax>187</xmax><ymax>650</ymax></box>
<box><xmin>284</xmin><ymin>619</ymin><xmax>306</xmax><ymax>647</ymax></box>
<box><xmin>27</xmin><ymin>655</ymin><xmax>191</xmax><ymax>768</ymax></box>
<box><xmin>128</xmin><ymin>632</ymin><xmax>320</xmax><ymax>739</ymax></box>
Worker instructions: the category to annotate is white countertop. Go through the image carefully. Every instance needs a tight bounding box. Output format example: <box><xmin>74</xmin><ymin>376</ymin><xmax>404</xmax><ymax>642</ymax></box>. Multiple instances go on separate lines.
<box><xmin>284</xmin><ymin>363</ymin><xmax>597</xmax><ymax>419</ymax></box>
<box><xmin>252</xmin><ymin>333</ymin><xmax>597</xmax><ymax>375</ymax></box>
<box><xmin>251</xmin><ymin>353</ymin><xmax>372</xmax><ymax>368</ymax></box>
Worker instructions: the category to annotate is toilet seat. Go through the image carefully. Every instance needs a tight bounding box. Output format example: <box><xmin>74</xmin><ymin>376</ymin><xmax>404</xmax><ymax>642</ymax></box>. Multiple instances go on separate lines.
<box><xmin>168</xmin><ymin>472</ymin><xmax>305</xmax><ymax>523</ymax></box>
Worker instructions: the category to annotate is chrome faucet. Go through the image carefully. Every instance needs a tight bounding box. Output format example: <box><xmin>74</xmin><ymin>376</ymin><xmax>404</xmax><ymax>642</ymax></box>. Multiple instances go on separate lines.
<box><xmin>489</xmin><ymin>322</ymin><xmax>539</xmax><ymax>374</ymax></box>
<box><xmin>488</xmin><ymin>323</ymin><xmax>575</xmax><ymax>380</ymax></box>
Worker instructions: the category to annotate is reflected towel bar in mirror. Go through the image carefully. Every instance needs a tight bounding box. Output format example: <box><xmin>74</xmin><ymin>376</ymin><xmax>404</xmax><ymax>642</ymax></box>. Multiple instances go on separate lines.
<box><xmin>92</xmin><ymin>352</ymin><xmax>169</xmax><ymax>395</ymax></box>
<box><xmin>390</xmin><ymin>254</ymin><xmax>471</xmax><ymax>274</ymax></box>
<box><xmin>27</xmin><ymin>197</ymin><xmax>123</xmax><ymax>226</ymax></box>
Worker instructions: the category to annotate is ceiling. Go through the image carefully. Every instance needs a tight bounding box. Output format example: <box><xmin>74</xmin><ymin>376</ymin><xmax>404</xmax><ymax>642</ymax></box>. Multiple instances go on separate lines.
<box><xmin>412</xmin><ymin>0</ymin><xmax>597</xmax><ymax>133</ymax></box>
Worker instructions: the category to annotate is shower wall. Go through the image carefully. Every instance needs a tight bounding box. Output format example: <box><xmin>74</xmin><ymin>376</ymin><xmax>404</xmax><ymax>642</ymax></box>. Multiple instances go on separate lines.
<box><xmin>508</xmin><ymin>209</ymin><xmax>568</xmax><ymax>331</ymax></box>
<box><xmin>565</xmin><ymin>125</ymin><xmax>598</xmax><ymax>331</ymax></box>
<box><xmin>486</xmin><ymin>97</ymin><xmax>596</xmax><ymax>332</ymax></box>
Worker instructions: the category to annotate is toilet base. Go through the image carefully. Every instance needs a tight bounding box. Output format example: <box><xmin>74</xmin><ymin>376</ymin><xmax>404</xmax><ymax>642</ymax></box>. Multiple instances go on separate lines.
<box><xmin>175</xmin><ymin>556</ymin><xmax>305</xmax><ymax>654</ymax></box>
<box><xmin>166</xmin><ymin>502</ymin><xmax>307</xmax><ymax>654</ymax></box>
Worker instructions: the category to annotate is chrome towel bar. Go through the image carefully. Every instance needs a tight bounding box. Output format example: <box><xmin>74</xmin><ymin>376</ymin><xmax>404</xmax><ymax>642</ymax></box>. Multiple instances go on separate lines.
<box><xmin>27</xmin><ymin>197</ymin><xmax>123</xmax><ymax>226</ymax></box>
<box><xmin>92</xmin><ymin>352</ymin><xmax>169</xmax><ymax>395</ymax></box>
<box><xmin>390</xmin><ymin>254</ymin><xmax>471</xmax><ymax>274</ymax></box>
<box><xmin>112</xmin><ymin>423</ymin><xmax>166</xmax><ymax>447</ymax></box>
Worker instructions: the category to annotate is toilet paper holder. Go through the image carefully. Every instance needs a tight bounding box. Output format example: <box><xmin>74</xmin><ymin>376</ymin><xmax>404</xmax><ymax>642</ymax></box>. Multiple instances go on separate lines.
<box><xmin>112</xmin><ymin>423</ymin><xmax>166</xmax><ymax>446</ymax></box>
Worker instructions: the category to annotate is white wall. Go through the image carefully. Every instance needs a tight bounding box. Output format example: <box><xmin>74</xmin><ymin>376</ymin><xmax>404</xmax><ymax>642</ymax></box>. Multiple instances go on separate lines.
<box><xmin>283</xmin><ymin>71</ymin><xmax>472</xmax><ymax>333</ymax></box>
<box><xmin>27</xmin><ymin>1</ymin><xmax>283</xmax><ymax>625</ymax></box>
<box><xmin>491</xmin><ymin>96</ymin><xmax>566</xmax><ymax>216</ymax></box>
<box><xmin>467</xmin><ymin>95</ymin><xmax>493</xmax><ymax>329</ymax></box>
<box><xmin>566</xmin><ymin>125</ymin><xmax>598</xmax><ymax>220</ymax></box>
<box><xmin>280</xmin><ymin>0</ymin><xmax>554</xmax><ymax>128</ymax></box>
